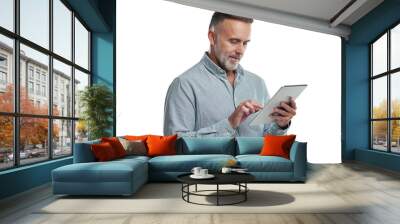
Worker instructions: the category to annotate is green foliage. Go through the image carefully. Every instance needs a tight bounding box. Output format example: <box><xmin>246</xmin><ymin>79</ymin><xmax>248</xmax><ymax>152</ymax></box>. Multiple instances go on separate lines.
<box><xmin>79</xmin><ymin>84</ymin><xmax>114</xmax><ymax>140</ymax></box>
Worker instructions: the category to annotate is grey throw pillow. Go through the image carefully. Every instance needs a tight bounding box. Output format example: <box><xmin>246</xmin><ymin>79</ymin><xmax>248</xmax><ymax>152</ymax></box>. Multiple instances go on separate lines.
<box><xmin>118</xmin><ymin>137</ymin><xmax>147</xmax><ymax>156</ymax></box>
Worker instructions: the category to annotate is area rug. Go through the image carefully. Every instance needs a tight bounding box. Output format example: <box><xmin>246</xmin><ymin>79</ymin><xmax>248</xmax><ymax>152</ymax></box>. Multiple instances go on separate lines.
<box><xmin>37</xmin><ymin>183</ymin><xmax>362</xmax><ymax>214</ymax></box>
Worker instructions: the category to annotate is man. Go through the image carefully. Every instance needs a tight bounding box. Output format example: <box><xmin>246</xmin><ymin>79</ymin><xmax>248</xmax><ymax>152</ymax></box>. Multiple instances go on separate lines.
<box><xmin>164</xmin><ymin>12</ymin><xmax>297</xmax><ymax>137</ymax></box>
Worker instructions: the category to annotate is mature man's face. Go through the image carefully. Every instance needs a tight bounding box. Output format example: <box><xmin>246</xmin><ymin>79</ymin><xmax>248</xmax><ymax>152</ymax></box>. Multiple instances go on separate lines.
<box><xmin>210</xmin><ymin>19</ymin><xmax>251</xmax><ymax>71</ymax></box>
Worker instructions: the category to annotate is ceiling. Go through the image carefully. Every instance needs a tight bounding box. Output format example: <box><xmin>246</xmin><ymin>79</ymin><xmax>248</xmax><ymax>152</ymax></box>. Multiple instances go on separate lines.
<box><xmin>165</xmin><ymin>0</ymin><xmax>384</xmax><ymax>39</ymax></box>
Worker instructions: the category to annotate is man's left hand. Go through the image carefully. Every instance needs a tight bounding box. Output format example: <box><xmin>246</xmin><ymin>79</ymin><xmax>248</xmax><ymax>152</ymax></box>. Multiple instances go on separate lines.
<box><xmin>270</xmin><ymin>97</ymin><xmax>297</xmax><ymax>129</ymax></box>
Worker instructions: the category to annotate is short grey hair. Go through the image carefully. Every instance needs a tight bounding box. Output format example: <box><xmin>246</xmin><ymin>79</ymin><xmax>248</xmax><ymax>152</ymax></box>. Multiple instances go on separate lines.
<box><xmin>209</xmin><ymin>12</ymin><xmax>254</xmax><ymax>30</ymax></box>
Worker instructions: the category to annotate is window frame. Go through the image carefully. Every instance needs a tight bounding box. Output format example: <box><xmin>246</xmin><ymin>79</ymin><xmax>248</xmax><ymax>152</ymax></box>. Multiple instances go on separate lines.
<box><xmin>370</xmin><ymin>21</ymin><xmax>400</xmax><ymax>154</ymax></box>
<box><xmin>0</xmin><ymin>0</ymin><xmax>92</xmax><ymax>171</ymax></box>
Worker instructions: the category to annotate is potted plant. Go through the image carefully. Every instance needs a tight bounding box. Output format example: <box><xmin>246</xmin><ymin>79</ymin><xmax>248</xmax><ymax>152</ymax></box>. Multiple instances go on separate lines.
<box><xmin>79</xmin><ymin>84</ymin><xmax>114</xmax><ymax>140</ymax></box>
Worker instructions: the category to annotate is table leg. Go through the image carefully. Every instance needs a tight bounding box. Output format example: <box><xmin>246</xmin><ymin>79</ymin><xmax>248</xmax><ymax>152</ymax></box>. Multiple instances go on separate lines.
<box><xmin>195</xmin><ymin>184</ymin><xmax>197</xmax><ymax>192</ymax></box>
<box><xmin>245</xmin><ymin>183</ymin><xmax>247</xmax><ymax>201</ymax></box>
<box><xmin>187</xmin><ymin>184</ymin><xmax>190</xmax><ymax>202</ymax></box>
<box><xmin>217</xmin><ymin>184</ymin><xmax>219</xmax><ymax>206</ymax></box>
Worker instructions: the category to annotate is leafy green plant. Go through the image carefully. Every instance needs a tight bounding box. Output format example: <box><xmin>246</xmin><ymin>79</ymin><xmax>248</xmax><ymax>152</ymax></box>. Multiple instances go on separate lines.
<box><xmin>79</xmin><ymin>84</ymin><xmax>114</xmax><ymax>140</ymax></box>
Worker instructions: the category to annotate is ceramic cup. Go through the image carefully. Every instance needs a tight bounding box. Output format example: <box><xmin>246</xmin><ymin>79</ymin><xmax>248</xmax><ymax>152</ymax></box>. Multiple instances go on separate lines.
<box><xmin>199</xmin><ymin>169</ymin><xmax>208</xmax><ymax>176</ymax></box>
<box><xmin>221</xmin><ymin>167</ymin><xmax>232</xmax><ymax>174</ymax></box>
<box><xmin>191</xmin><ymin>167</ymin><xmax>202</xmax><ymax>176</ymax></box>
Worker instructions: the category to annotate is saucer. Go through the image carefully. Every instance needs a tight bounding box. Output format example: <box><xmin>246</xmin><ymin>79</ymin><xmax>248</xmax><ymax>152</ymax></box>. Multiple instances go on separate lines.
<box><xmin>190</xmin><ymin>174</ymin><xmax>215</xmax><ymax>179</ymax></box>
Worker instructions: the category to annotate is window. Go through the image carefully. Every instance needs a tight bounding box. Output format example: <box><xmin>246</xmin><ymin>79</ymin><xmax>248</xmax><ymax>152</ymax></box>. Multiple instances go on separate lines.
<box><xmin>0</xmin><ymin>34</ymin><xmax>13</xmax><ymax>113</ymax></box>
<box><xmin>0</xmin><ymin>54</ymin><xmax>7</xmax><ymax>88</ymax></box>
<box><xmin>0</xmin><ymin>0</ymin><xmax>13</xmax><ymax>32</ymax></box>
<box><xmin>53</xmin><ymin>0</ymin><xmax>72</xmax><ymax>60</ymax></box>
<box><xmin>20</xmin><ymin>0</ymin><xmax>49</xmax><ymax>49</ymax></box>
<box><xmin>35</xmin><ymin>70</ymin><xmax>40</xmax><ymax>81</ymax></box>
<box><xmin>74</xmin><ymin>69</ymin><xmax>89</xmax><ymax>118</ymax></box>
<box><xmin>0</xmin><ymin>116</ymin><xmax>13</xmax><ymax>170</ymax></box>
<box><xmin>53</xmin><ymin>119</ymin><xmax>72</xmax><ymax>158</ymax></box>
<box><xmin>0</xmin><ymin>0</ymin><xmax>91</xmax><ymax>170</ymax></box>
<box><xmin>371</xmin><ymin>23</ymin><xmax>400</xmax><ymax>154</ymax></box>
<box><xmin>0</xmin><ymin>55</ymin><xmax>7</xmax><ymax>67</ymax></box>
<box><xmin>29</xmin><ymin>67</ymin><xmax>34</xmax><ymax>80</ymax></box>
<box><xmin>53</xmin><ymin>59</ymin><xmax>71</xmax><ymax>116</ymax></box>
<box><xmin>20</xmin><ymin>117</ymin><xmax>49</xmax><ymax>165</ymax></box>
<box><xmin>75</xmin><ymin>18</ymin><xmax>89</xmax><ymax>69</ymax></box>
<box><xmin>0</xmin><ymin>71</ymin><xmax>6</xmax><ymax>85</ymax></box>
<box><xmin>42</xmin><ymin>85</ymin><xmax>46</xmax><ymax>97</ymax></box>
<box><xmin>28</xmin><ymin>81</ymin><xmax>34</xmax><ymax>93</ymax></box>
<box><xmin>36</xmin><ymin>83</ymin><xmax>40</xmax><ymax>95</ymax></box>
<box><xmin>41</xmin><ymin>73</ymin><xmax>46</xmax><ymax>82</ymax></box>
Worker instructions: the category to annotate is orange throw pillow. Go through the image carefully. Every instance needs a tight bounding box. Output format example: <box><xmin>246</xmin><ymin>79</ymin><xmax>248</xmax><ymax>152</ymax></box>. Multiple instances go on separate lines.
<box><xmin>101</xmin><ymin>137</ymin><xmax>127</xmax><ymax>158</ymax></box>
<box><xmin>146</xmin><ymin>135</ymin><xmax>178</xmax><ymax>157</ymax></box>
<box><xmin>91</xmin><ymin>142</ymin><xmax>117</xmax><ymax>161</ymax></box>
<box><xmin>259</xmin><ymin>135</ymin><xmax>296</xmax><ymax>159</ymax></box>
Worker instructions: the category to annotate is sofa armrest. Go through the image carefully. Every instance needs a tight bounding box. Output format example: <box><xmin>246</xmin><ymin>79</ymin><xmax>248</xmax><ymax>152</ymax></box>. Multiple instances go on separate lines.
<box><xmin>289</xmin><ymin>141</ymin><xmax>307</xmax><ymax>181</ymax></box>
<box><xmin>73</xmin><ymin>140</ymin><xmax>100</xmax><ymax>163</ymax></box>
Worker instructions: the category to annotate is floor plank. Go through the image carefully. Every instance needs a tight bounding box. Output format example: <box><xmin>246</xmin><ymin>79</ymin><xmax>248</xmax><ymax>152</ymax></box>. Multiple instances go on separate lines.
<box><xmin>1</xmin><ymin>162</ymin><xmax>400</xmax><ymax>224</ymax></box>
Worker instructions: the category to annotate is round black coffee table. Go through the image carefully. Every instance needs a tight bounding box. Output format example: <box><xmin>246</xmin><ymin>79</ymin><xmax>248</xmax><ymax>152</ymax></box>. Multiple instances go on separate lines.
<box><xmin>177</xmin><ymin>173</ymin><xmax>255</xmax><ymax>206</ymax></box>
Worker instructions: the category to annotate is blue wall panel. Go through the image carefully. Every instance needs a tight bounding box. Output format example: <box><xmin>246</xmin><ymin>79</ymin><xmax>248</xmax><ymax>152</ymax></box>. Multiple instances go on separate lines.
<box><xmin>91</xmin><ymin>32</ymin><xmax>114</xmax><ymax>135</ymax></box>
<box><xmin>92</xmin><ymin>33</ymin><xmax>114</xmax><ymax>89</ymax></box>
<box><xmin>0</xmin><ymin>158</ymin><xmax>72</xmax><ymax>199</ymax></box>
<box><xmin>343</xmin><ymin>44</ymin><xmax>369</xmax><ymax>160</ymax></box>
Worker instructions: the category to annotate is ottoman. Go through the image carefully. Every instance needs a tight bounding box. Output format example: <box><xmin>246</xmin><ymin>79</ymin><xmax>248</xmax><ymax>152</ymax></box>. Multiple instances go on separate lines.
<box><xmin>52</xmin><ymin>157</ymin><xmax>148</xmax><ymax>196</ymax></box>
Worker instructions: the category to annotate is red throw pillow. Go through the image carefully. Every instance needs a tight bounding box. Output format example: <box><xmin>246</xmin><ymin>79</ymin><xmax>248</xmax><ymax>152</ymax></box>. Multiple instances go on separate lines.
<box><xmin>101</xmin><ymin>137</ymin><xmax>127</xmax><ymax>158</ymax></box>
<box><xmin>259</xmin><ymin>135</ymin><xmax>296</xmax><ymax>159</ymax></box>
<box><xmin>91</xmin><ymin>142</ymin><xmax>117</xmax><ymax>161</ymax></box>
<box><xmin>146</xmin><ymin>135</ymin><xmax>178</xmax><ymax>157</ymax></box>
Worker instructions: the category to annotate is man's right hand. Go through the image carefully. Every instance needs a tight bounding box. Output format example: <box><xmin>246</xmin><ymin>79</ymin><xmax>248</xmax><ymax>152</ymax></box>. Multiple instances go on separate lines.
<box><xmin>228</xmin><ymin>100</ymin><xmax>263</xmax><ymax>129</ymax></box>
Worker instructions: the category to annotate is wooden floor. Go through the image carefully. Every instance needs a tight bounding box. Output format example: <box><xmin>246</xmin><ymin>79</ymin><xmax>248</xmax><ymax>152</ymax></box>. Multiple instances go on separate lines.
<box><xmin>1</xmin><ymin>162</ymin><xmax>400</xmax><ymax>224</ymax></box>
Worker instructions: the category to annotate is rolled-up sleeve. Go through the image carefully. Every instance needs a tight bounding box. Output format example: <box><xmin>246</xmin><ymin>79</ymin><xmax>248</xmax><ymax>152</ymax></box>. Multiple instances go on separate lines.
<box><xmin>163</xmin><ymin>78</ymin><xmax>236</xmax><ymax>137</ymax></box>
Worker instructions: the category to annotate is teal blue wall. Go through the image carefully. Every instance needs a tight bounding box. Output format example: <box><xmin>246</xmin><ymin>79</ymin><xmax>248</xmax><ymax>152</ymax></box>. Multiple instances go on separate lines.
<box><xmin>343</xmin><ymin>0</ymin><xmax>400</xmax><ymax>171</ymax></box>
<box><xmin>0</xmin><ymin>0</ymin><xmax>116</xmax><ymax>200</ymax></box>
<box><xmin>0</xmin><ymin>158</ymin><xmax>72</xmax><ymax>199</ymax></box>
<box><xmin>91</xmin><ymin>0</ymin><xmax>116</xmax><ymax>135</ymax></box>
<box><xmin>92</xmin><ymin>32</ymin><xmax>114</xmax><ymax>135</ymax></box>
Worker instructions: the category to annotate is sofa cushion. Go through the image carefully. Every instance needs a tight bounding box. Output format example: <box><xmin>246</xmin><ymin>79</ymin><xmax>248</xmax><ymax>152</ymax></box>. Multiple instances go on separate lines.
<box><xmin>74</xmin><ymin>139</ymin><xmax>100</xmax><ymax>163</ymax></box>
<box><xmin>53</xmin><ymin>158</ymin><xmax>147</xmax><ymax>183</ymax></box>
<box><xmin>118</xmin><ymin>138</ymin><xmax>147</xmax><ymax>156</ymax></box>
<box><xmin>146</xmin><ymin>135</ymin><xmax>178</xmax><ymax>157</ymax></box>
<box><xmin>115</xmin><ymin>155</ymin><xmax>150</xmax><ymax>163</ymax></box>
<box><xmin>148</xmin><ymin>154</ymin><xmax>235</xmax><ymax>172</ymax></box>
<box><xmin>260</xmin><ymin>135</ymin><xmax>296</xmax><ymax>159</ymax></box>
<box><xmin>236</xmin><ymin>155</ymin><xmax>293</xmax><ymax>172</ymax></box>
<box><xmin>235</xmin><ymin>137</ymin><xmax>264</xmax><ymax>155</ymax></box>
<box><xmin>91</xmin><ymin>142</ymin><xmax>118</xmax><ymax>161</ymax></box>
<box><xmin>101</xmin><ymin>137</ymin><xmax>127</xmax><ymax>158</ymax></box>
<box><xmin>180</xmin><ymin>137</ymin><xmax>235</xmax><ymax>155</ymax></box>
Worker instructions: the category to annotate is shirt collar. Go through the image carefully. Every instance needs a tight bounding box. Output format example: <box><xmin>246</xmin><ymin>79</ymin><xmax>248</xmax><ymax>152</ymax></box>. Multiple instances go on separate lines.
<box><xmin>201</xmin><ymin>52</ymin><xmax>244</xmax><ymax>80</ymax></box>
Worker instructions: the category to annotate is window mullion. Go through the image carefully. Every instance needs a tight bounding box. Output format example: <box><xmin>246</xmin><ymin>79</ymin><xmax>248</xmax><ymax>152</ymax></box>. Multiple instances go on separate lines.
<box><xmin>71</xmin><ymin>10</ymin><xmax>76</xmax><ymax>155</ymax></box>
<box><xmin>370</xmin><ymin>45</ymin><xmax>373</xmax><ymax>149</ymax></box>
<box><xmin>13</xmin><ymin>0</ymin><xmax>20</xmax><ymax>167</ymax></box>
<box><xmin>49</xmin><ymin>0</ymin><xmax>54</xmax><ymax>160</ymax></box>
<box><xmin>388</xmin><ymin>30</ymin><xmax>391</xmax><ymax>152</ymax></box>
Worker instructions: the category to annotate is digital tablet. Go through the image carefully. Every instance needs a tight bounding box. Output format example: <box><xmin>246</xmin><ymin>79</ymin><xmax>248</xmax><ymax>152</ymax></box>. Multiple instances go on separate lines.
<box><xmin>249</xmin><ymin>84</ymin><xmax>307</xmax><ymax>126</ymax></box>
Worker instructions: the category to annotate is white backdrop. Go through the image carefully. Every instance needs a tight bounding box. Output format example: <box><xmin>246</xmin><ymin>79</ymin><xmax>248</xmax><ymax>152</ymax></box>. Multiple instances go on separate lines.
<box><xmin>116</xmin><ymin>0</ymin><xmax>341</xmax><ymax>163</ymax></box>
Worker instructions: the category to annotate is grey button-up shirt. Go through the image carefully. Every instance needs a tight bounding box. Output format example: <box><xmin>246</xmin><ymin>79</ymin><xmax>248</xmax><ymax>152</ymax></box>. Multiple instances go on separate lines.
<box><xmin>163</xmin><ymin>53</ymin><xmax>288</xmax><ymax>137</ymax></box>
